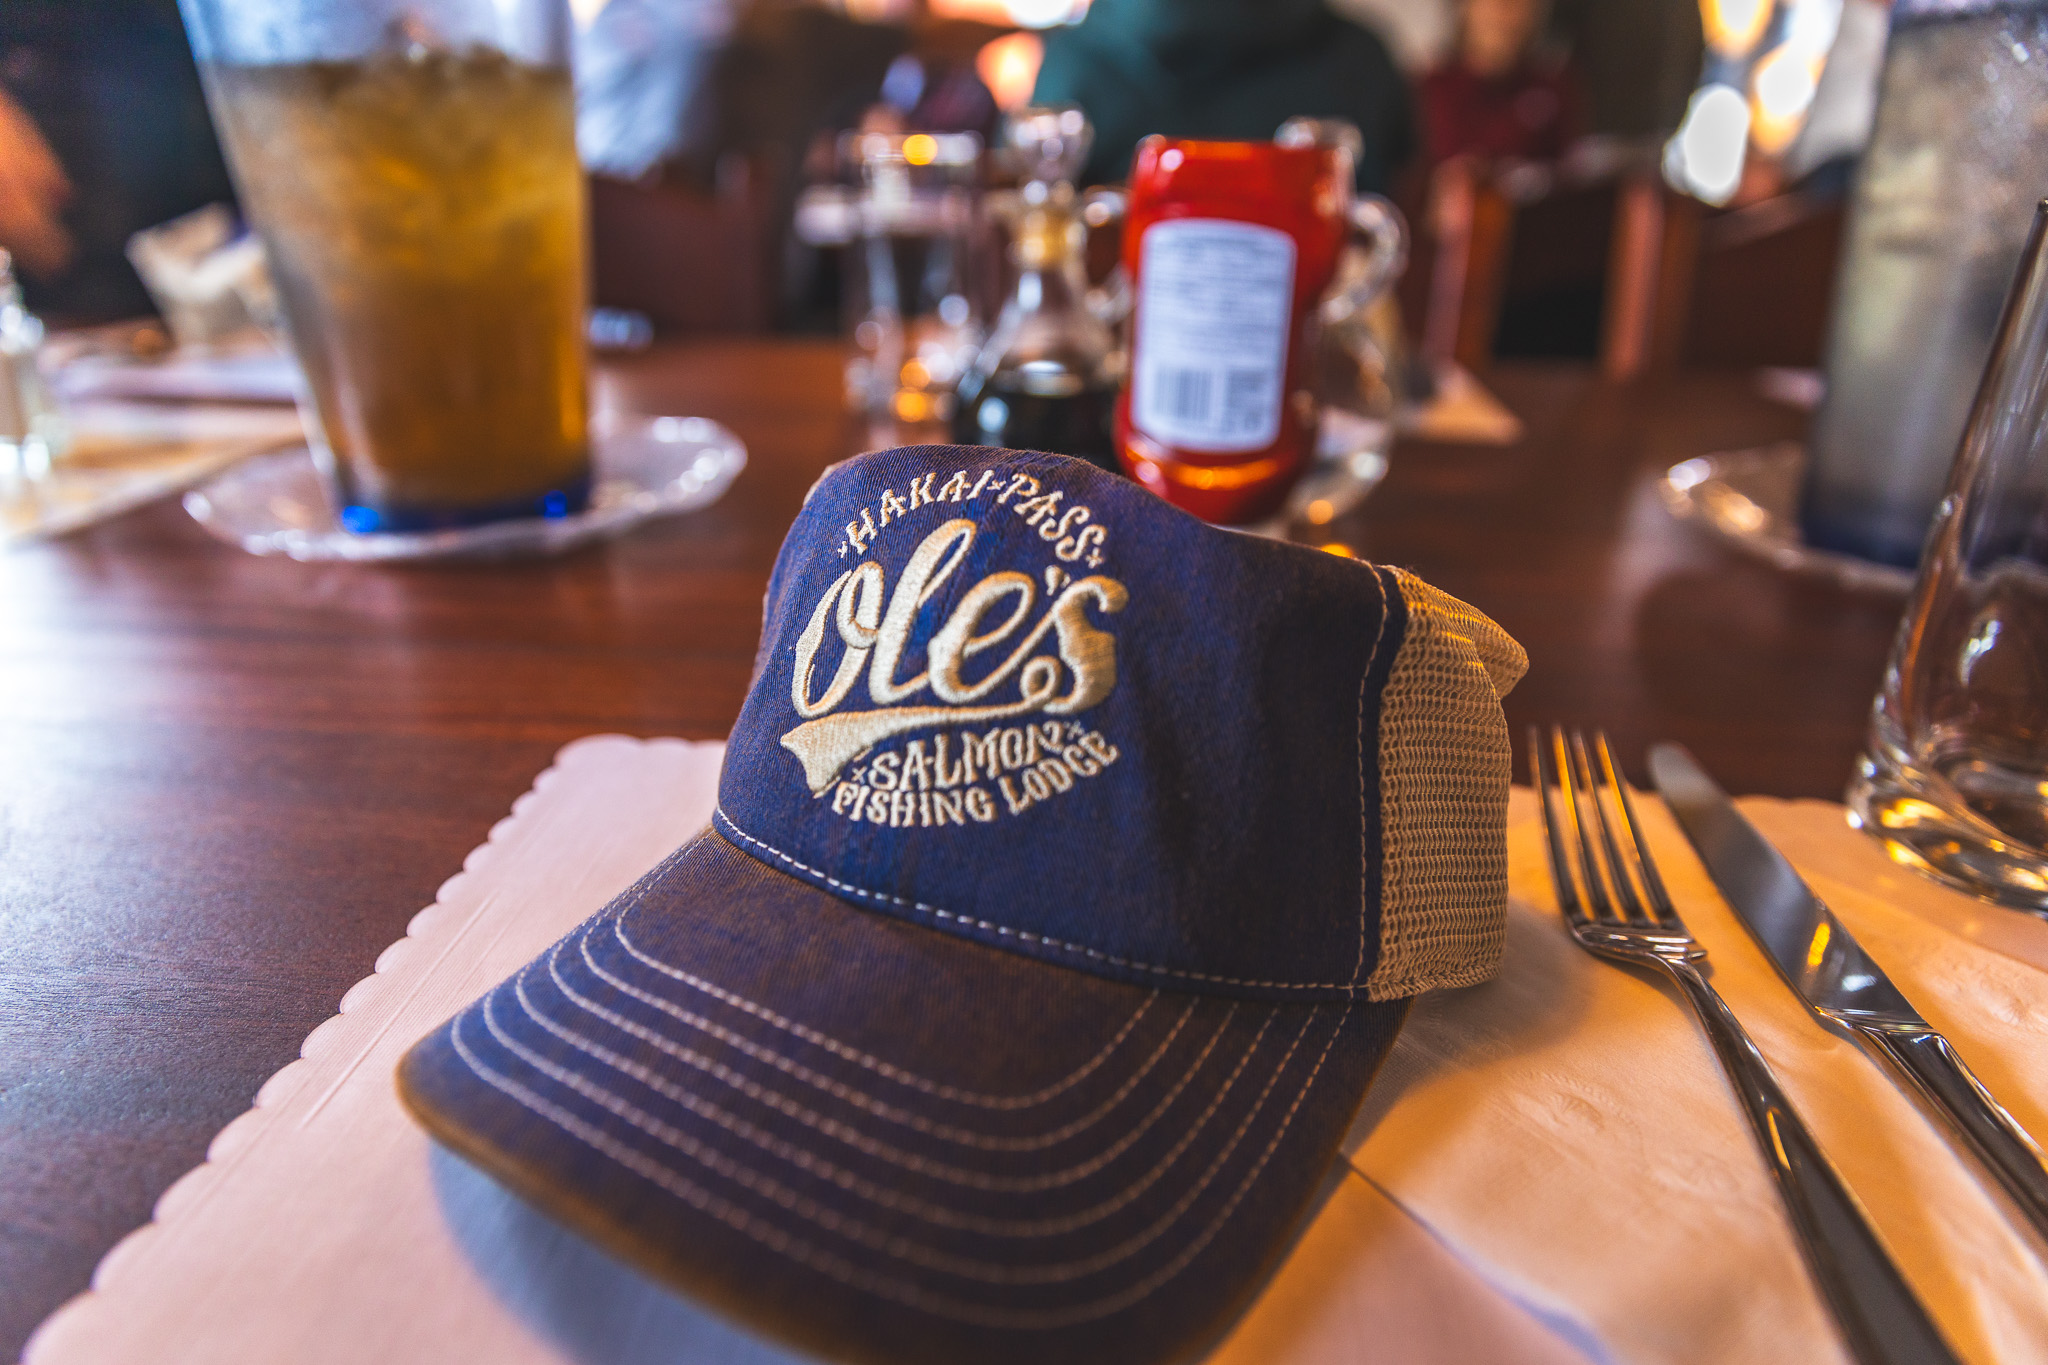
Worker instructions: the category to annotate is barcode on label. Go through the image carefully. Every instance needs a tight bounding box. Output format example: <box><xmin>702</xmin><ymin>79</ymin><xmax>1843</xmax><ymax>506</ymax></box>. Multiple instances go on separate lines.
<box><xmin>1149</xmin><ymin>367</ymin><xmax>1275</xmax><ymax>435</ymax></box>
<box><xmin>1221</xmin><ymin>369</ymin><xmax>1270</xmax><ymax>434</ymax></box>
<box><xmin>1156</xmin><ymin>368</ymin><xmax>1213</xmax><ymax>423</ymax></box>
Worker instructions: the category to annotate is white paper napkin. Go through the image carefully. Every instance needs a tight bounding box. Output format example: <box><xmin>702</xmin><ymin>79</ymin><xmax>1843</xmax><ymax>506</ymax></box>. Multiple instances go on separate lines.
<box><xmin>1347</xmin><ymin>788</ymin><xmax>2048</xmax><ymax>1365</ymax></box>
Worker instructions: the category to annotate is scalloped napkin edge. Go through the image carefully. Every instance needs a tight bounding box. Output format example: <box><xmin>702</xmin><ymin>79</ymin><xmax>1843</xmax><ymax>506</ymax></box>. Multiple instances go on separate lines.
<box><xmin>23</xmin><ymin>735</ymin><xmax>1578</xmax><ymax>1365</ymax></box>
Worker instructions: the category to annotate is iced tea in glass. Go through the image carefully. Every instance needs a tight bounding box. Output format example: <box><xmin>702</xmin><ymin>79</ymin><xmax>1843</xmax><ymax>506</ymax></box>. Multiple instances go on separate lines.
<box><xmin>181</xmin><ymin>0</ymin><xmax>590</xmax><ymax>531</ymax></box>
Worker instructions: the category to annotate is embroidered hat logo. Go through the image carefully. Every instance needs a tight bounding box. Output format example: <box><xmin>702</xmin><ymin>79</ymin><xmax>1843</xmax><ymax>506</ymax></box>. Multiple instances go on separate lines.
<box><xmin>781</xmin><ymin>510</ymin><xmax>1129</xmax><ymax>826</ymax></box>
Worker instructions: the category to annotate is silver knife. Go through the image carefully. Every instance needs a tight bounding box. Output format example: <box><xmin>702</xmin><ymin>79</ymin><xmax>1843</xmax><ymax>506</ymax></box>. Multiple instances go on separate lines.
<box><xmin>1650</xmin><ymin>742</ymin><xmax>2048</xmax><ymax>1244</ymax></box>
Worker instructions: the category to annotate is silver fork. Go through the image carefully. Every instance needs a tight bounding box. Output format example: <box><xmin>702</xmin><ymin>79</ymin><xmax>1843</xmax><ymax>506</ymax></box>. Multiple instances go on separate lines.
<box><xmin>1531</xmin><ymin>727</ymin><xmax>1959</xmax><ymax>1365</ymax></box>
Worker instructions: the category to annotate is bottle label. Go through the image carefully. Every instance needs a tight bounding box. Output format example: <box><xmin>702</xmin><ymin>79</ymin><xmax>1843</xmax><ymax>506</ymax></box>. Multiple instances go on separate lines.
<box><xmin>1132</xmin><ymin>218</ymin><xmax>1297</xmax><ymax>453</ymax></box>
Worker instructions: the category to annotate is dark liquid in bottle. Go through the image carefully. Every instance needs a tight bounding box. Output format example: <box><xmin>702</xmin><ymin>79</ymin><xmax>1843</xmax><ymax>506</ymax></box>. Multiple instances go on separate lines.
<box><xmin>952</xmin><ymin>375</ymin><xmax>1121</xmax><ymax>474</ymax></box>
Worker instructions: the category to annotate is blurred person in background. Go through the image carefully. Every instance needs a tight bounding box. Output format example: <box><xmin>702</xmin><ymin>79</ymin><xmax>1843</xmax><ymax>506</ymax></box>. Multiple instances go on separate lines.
<box><xmin>1420</xmin><ymin>0</ymin><xmax>1584</xmax><ymax>171</ymax></box>
<box><xmin>577</xmin><ymin>0</ymin><xmax>741</xmax><ymax>179</ymax></box>
<box><xmin>1030</xmin><ymin>0</ymin><xmax>1415</xmax><ymax>191</ymax></box>
<box><xmin>0</xmin><ymin>0</ymin><xmax>234</xmax><ymax>322</ymax></box>
<box><xmin>1549</xmin><ymin>0</ymin><xmax>1699</xmax><ymax>141</ymax></box>
<box><xmin>0</xmin><ymin>89</ymin><xmax>70</xmax><ymax>283</ymax></box>
<box><xmin>1329</xmin><ymin>0</ymin><xmax>1455</xmax><ymax>75</ymax></box>
<box><xmin>1412</xmin><ymin>0</ymin><xmax>1596</xmax><ymax>363</ymax></box>
<box><xmin>708</xmin><ymin>0</ymin><xmax>996</xmax><ymax>327</ymax></box>
<box><xmin>709</xmin><ymin>0</ymin><xmax>995</xmax><ymax>184</ymax></box>
<box><xmin>861</xmin><ymin>43</ymin><xmax>999</xmax><ymax>139</ymax></box>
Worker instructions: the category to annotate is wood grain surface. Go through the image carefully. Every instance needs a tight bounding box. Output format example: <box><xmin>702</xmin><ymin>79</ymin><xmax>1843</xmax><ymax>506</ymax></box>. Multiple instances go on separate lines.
<box><xmin>0</xmin><ymin>340</ymin><xmax>1903</xmax><ymax>1359</ymax></box>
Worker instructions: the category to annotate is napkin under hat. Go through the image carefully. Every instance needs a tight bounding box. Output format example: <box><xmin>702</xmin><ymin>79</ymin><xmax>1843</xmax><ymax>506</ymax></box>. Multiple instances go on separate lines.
<box><xmin>399</xmin><ymin>444</ymin><xmax>1526</xmax><ymax>1365</ymax></box>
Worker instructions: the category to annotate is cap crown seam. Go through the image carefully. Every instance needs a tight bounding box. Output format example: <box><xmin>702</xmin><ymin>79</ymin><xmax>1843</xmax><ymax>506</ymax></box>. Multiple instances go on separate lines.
<box><xmin>714</xmin><ymin>806</ymin><xmax>1365</xmax><ymax>994</ymax></box>
<box><xmin>1362</xmin><ymin>568</ymin><xmax>1525</xmax><ymax>1001</ymax></box>
<box><xmin>1352</xmin><ymin>564</ymin><xmax>1393</xmax><ymax>988</ymax></box>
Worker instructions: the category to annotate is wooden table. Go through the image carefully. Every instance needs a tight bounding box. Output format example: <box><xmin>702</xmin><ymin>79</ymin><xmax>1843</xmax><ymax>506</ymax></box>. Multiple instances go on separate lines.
<box><xmin>0</xmin><ymin>340</ymin><xmax>1908</xmax><ymax>1359</ymax></box>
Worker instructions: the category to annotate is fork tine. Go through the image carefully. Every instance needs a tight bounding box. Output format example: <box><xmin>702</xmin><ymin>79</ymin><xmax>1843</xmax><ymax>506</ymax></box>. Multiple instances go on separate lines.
<box><xmin>1592</xmin><ymin>732</ymin><xmax>1683</xmax><ymax>929</ymax></box>
<box><xmin>1571</xmin><ymin>730</ymin><xmax>1653</xmax><ymax>926</ymax></box>
<box><xmin>1528</xmin><ymin>726</ymin><xmax>1593</xmax><ymax>931</ymax></box>
<box><xmin>1555</xmin><ymin>727</ymin><xmax>1622</xmax><ymax>924</ymax></box>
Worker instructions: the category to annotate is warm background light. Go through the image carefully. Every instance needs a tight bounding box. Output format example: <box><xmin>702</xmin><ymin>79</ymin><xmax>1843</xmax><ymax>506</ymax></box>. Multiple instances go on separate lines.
<box><xmin>1668</xmin><ymin>83</ymin><xmax>1751</xmax><ymax>204</ymax></box>
<box><xmin>977</xmin><ymin>31</ymin><xmax>1044</xmax><ymax>112</ymax></box>
<box><xmin>930</xmin><ymin>0</ymin><xmax>1089</xmax><ymax>26</ymax></box>
<box><xmin>1669</xmin><ymin>0</ymin><xmax>1844</xmax><ymax>203</ymax></box>
<box><xmin>1749</xmin><ymin>45</ymin><xmax>1820</xmax><ymax>153</ymax></box>
<box><xmin>1703</xmin><ymin>0</ymin><xmax>1773</xmax><ymax>56</ymax></box>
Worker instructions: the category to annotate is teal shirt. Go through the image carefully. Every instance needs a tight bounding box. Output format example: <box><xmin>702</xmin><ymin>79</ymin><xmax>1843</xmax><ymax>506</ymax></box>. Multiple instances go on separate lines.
<box><xmin>1033</xmin><ymin>0</ymin><xmax>1414</xmax><ymax>190</ymax></box>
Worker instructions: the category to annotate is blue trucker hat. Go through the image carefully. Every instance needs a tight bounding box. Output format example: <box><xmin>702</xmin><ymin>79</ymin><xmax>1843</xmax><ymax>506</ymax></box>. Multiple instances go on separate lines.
<box><xmin>399</xmin><ymin>444</ymin><xmax>1526</xmax><ymax>1365</ymax></box>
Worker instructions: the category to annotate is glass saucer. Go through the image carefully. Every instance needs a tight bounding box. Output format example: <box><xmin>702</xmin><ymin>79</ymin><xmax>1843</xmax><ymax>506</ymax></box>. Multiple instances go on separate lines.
<box><xmin>183</xmin><ymin>414</ymin><xmax>746</xmax><ymax>561</ymax></box>
<box><xmin>1659</xmin><ymin>442</ymin><xmax>1914</xmax><ymax>594</ymax></box>
<box><xmin>1229</xmin><ymin>407</ymin><xmax>1393</xmax><ymax>542</ymax></box>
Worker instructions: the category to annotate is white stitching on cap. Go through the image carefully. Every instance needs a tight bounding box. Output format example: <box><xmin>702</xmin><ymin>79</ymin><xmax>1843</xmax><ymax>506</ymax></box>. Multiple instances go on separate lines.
<box><xmin>598</xmin><ymin>918</ymin><xmax>1192</xmax><ymax>1131</ymax></box>
<box><xmin>511</xmin><ymin>957</ymin><xmax>1273</xmax><ymax>1233</ymax></box>
<box><xmin>546</xmin><ymin>944</ymin><xmax>1238</xmax><ymax>1188</ymax></box>
<box><xmin>568</xmin><ymin>930</ymin><xmax>1206</xmax><ymax>1154</ymax></box>
<box><xmin>715</xmin><ymin>809</ymin><xmax>1361</xmax><ymax>993</ymax></box>
<box><xmin>608</xmin><ymin>899</ymin><xmax>1157</xmax><ymax>1109</ymax></box>
<box><xmin>446</xmin><ymin>1000</ymin><xmax>1355</xmax><ymax>1327</ymax></box>
<box><xmin>1354</xmin><ymin>565</ymin><xmax>1391</xmax><ymax>988</ymax></box>
<box><xmin>476</xmin><ymin>989</ymin><xmax>1316</xmax><ymax>1283</ymax></box>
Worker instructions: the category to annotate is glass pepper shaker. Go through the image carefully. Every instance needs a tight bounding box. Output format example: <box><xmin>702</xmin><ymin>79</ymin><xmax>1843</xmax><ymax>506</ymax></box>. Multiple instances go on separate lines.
<box><xmin>846</xmin><ymin>131</ymin><xmax>984</xmax><ymax>430</ymax></box>
<box><xmin>0</xmin><ymin>249</ymin><xmax>65</xmax><ymax>495</ymax></box>
<box><xmin>951</xmin><ymin>106</ymin><xmax>1125</xmax><ymax>471</ymax></box>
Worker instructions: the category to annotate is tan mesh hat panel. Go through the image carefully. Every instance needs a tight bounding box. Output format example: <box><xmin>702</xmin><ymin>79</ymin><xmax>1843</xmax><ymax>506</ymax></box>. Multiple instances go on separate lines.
<box><xmin>1363</xmin><ymin>570</ymin><xmax>1529</xmax><ymax>1001</ymax></box>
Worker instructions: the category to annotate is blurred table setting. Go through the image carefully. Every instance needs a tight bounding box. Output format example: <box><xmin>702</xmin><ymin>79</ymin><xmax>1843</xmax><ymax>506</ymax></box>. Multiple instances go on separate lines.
<box><xmin>3</xmin><ymin>320</ymin><xmax>300</xmax><ymax>546</ymax></box>
<box><xmin>5</xmin><ymin>0</ymin><xmax>2048</xmax><ymax>1362</ymax></box>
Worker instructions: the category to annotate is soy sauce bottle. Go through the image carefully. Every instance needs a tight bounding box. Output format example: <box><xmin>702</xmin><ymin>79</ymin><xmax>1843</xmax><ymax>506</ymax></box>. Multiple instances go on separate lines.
<box><xmin>952</xmin><ymin>108</ymin><xmax>1123</xmax><ymax>472</ymax></box>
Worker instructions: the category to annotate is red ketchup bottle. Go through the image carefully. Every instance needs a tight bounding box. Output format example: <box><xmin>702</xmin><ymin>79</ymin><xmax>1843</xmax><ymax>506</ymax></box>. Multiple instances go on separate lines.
<box><xmin>1115</xmin><ymin>120</ymin><xmax>1404</xmax><ymax>524</ymax></box>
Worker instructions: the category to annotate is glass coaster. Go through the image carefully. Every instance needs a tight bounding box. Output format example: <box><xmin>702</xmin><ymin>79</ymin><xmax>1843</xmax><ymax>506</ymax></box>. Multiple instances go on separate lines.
<box><xmin>1660</xmin><ymin>442</ymin><xmax>1914</xmax><ymax>594</ymax></box>
<box><xmin>1230</xmin><ymin>406</ymin><xmax>1393</xmax><ymax>543</ymax></box>
<box><xmin>183</xmin><ymin>414</ymin><xmax>746</xmax><ymax>561</ymax></box>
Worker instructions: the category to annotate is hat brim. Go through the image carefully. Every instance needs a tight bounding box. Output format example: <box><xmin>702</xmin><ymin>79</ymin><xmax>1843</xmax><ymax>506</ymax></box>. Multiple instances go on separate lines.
<box><xmin>399</xmin><ymin>831</ymin><xmax>1406</xmax><ymax>1365</ymax></box>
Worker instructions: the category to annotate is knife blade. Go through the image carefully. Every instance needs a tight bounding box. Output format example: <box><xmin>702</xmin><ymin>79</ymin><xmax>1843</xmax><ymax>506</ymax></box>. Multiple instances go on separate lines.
<box><xmin>1649</xmin><ymin>741</ymin><xmax>2048</xmax><ymax>1245</ymax></box>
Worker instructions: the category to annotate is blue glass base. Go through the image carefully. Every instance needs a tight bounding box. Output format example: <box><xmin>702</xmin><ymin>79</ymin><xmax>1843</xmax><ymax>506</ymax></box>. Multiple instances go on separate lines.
<box><xmin>338</xmin><ymin>473</ymin><xmax>593</xmax><ymax>535</ymax></box>
<box><xmin>184</xmin><ymin>419</ymin><xmax>746</xmax><ymax>561</ymax></box>
<box><xmin>1796</xmin><ymin>495</ymin><xmax>1934</xmax><ymax>571</ymax></box>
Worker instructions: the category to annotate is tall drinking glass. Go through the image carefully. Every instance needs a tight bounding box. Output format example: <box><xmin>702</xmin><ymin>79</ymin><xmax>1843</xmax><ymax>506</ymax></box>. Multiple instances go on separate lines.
<box><xmin>178</xmin><ymin>0</ymin><xmax>591</xmax><ymax>532</ymax></box>
<box><xmin>1802</xmin><ymin>0</ymin><xmax>2048</xmax><ymax>569</ymax></box>
<box><xmin>1849</xmin><ymin>201</ymin><xmax>2048</xmax><ymax>914</ymax></box>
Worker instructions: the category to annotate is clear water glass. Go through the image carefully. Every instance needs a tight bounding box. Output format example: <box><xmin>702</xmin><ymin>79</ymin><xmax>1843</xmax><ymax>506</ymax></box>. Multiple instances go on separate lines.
<box><xmin>1802</xmin><ymin>0</ymin><xmax>2048</xmax><ymax>568</ymax></box>
<box><xmin>1850</xmin><ymin>200</ymin><xmax>2048</xmax><ymax>914</ymax></box>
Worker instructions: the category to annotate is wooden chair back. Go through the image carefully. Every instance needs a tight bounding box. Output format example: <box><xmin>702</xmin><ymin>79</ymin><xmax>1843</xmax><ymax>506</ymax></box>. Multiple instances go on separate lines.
<box><xmin>1417</xmin><ymin>157</ymin><xmax>1846</xmax><ymax>379</ymax></box>
<box><xmin>1601</xmin><ymin>183</ymin><xmax>1843</xmax><ymax>376</ymax></box>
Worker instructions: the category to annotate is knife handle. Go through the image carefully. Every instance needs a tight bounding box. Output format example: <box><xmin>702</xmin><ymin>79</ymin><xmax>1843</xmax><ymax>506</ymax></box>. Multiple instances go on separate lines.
<box><xmin>1858</xmin><ymin>1022</ymin><xmax>2048</xmax><ymax>1243</ymax></box>
<box><xmin>1664</xmin><ymin>960</ymin><xmax>1961</xmax><ymax>1365</ymax></box>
